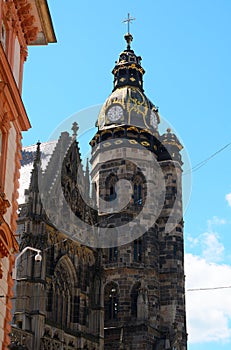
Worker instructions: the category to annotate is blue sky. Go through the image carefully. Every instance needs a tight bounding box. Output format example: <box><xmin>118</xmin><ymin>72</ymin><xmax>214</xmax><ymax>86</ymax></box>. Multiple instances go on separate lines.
<box><xmin>21</xmin><ymin>1</ymin><xmax>231</xmax><ymax>348</ymax></box>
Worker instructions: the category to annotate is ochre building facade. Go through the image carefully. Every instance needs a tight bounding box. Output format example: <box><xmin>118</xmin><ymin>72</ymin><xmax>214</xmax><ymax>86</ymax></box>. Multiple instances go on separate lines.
<box><xmin>0</xmin><ymin>1</ymin><xmax>56</xmax><ymax>349</ymax></box>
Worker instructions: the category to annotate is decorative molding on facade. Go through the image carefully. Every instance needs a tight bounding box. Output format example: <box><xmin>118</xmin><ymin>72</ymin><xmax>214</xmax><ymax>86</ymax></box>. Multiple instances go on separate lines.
<box><xmin>0</xmin><ymin>44</ymin><xmax>30</xmax><ymax>130</ymax></box>
<box><xmin>0</xmin><ymin>191</ymin><xmax>10</xmax><ymax>217</ymax></box>
<box><xmin>10</xmin><ymin>326</ymin><xmax>33</xmax><ymax>349</ymax></box>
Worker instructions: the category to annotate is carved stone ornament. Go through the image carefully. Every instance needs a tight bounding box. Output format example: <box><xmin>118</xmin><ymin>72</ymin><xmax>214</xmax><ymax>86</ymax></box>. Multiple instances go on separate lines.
<box><xmin>0</xmin><ymin>191</ymin><xmax>10</xmax><ymax>217</ymax></box>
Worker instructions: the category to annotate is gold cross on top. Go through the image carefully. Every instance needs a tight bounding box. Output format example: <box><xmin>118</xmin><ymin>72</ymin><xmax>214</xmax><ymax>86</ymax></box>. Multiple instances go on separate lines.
<box><xmin>122</xmin><ymin>13</ymin><xmax>136</xmax><ymax>33</ymax></box>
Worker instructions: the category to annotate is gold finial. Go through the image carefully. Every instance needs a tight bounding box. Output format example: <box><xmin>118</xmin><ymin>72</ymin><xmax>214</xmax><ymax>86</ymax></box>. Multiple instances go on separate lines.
<box><xmin>124</xmin><ymin>33</ymin><xmax>133</xmax><ymax>50</ymax></box>
<box><xmin>167</xmin><ymin>128</ymin><xmax>172</xmax><ymax>133</ymax></box>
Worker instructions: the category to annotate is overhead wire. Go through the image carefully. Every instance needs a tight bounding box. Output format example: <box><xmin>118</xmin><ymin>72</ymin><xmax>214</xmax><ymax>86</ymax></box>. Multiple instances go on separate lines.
<box><xmin>183</xmin><ymin>141</ymin><xmax>231</xmax><ymax>175</ymax></box>
<box><xmin>187</xmin><ymin>285</ymin><xmax>231</xmax><ymax>292</ymax></box>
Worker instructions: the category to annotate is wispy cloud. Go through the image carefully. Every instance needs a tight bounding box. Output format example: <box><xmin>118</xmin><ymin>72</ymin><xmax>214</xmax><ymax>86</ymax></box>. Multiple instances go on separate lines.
<box><xmin>207</xmin><ymin>216</ymin><xmax>226</xmax><ymax>229</ymax></box>
<box><xmin>225</xmin><ymin>193</ymin><xmax>231</xmax><ymax>206</ymax></box>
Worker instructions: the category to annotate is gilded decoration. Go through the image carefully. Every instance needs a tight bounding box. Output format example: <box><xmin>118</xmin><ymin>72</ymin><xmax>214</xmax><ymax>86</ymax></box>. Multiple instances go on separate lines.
<box><xmin>161</xmin><ymin>128</ymin><xmax>183</xmax><ymax>150</ymax></box>
<box><xmin>96</xmin><ymin>32</ymin><xmax>160</xmax><ymax>133</ymax></box>
<box><xmin>97</xmin><ymin>86</ymin><xmax>160</xmax><ymax>132</ymax></box>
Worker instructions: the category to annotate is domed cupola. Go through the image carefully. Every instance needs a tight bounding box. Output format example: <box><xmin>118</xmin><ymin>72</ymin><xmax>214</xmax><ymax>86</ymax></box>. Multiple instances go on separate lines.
<box><xmin>91</xmin><ymin>31</ymin><xmax>162</xmax><ymax>155</ymax></box>
<box><xmin>95</xmin><ymin>33</ymin><xmax>160</xmax><ymax>134</ymax></box>
<box><xmin>158</xmin><ymin>128</ymin><xmax>183</xmax><ymax>163</ymax></box>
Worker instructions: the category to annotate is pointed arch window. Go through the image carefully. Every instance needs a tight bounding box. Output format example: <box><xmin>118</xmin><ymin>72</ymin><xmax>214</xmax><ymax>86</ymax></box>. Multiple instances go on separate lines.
<box><xmin>133</xmin><ymin>174</ymin><xmax>144</xmax><ymax>206</ymax></box>
<box><xmin>131</xmin><ymin>282</ymin><xmax>141</xmax><ymax>317</ymax></box>
<box><xmin>105</xmin><ymin>282</ymin><xmax>119</xmax><ymax>321</ymax></box>
<box><xmin>51</xmin><ymin>256</ymin><xmax>77</xmax><ymax>327</ymax></box>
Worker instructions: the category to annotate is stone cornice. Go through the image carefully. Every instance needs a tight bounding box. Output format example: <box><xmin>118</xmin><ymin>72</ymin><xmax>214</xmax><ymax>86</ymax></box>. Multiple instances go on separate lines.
<box><xmin>33</xmin><ymin>0</ymin><xmax>56</xmax><ymax>44</ymax></box>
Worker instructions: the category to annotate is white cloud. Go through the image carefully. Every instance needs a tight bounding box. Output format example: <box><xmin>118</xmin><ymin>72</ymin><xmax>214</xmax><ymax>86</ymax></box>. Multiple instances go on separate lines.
<box><xmin>187</xmin><ymin>217</ymin><xmax>226</xmax><ymax>263</ymax></box>
<box><xmin>186</xmin><ymin>253</ymin><xmax>231</xmax><ymax>344</ymax></box>
<box><xmin>185</xmin><ymin>216</ymin><xmax>231</xmax><ymax>344</ymax></box>
<box><xmin>187</xmin><ymin>231</ymin><xmax>224</xmax><ymax>263</ymax></box>
<box><xmin>225</xmin><ymin>193</ymin><xmax>231</xmax><ymax>206</ymax></box>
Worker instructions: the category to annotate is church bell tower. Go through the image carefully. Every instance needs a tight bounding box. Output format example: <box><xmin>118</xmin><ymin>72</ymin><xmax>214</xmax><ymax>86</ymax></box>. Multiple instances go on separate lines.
<box><xmin>90</xmin><ymin>29</ymin><xmax>187</xmax><ymax>350</ymax></box>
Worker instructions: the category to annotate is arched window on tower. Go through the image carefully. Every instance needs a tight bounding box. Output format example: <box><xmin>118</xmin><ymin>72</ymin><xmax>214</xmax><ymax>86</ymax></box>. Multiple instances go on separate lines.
<box><xmin>131</xmin><ymin>282</ymin><xmax>141</xmax><ymax>318</ymax></box>
<box><xmin>104</xmin><ymin>282</ymin><xmax>119</xmax><ymax>322</ymax></box>
<box><xmin>134</xmin><ymin>238</ymin><xmax>142</xmax><ymax>262</ymax></box>
<box><xmin>133</xmin><ymin>174</ymin><xmax>143</xmax><ymax>206</ymax></box>
<box><xmin>106</xmin><ymin>174</ymin><xmax>117</xmax><ymax>202</ymax></box>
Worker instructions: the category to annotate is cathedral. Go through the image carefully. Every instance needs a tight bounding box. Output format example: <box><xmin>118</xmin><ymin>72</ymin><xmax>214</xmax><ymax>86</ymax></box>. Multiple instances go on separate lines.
<box><xmin>10</xmin><ymin>31</ymin><xmax>188</xmax><ymax>350</ymax></box>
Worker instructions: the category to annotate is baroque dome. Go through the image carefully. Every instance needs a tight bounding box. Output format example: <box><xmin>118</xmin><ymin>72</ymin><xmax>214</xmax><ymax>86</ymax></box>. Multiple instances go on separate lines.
<box><xmin>96</xmin><ymin>33</ymin><xmax>160</xmax><ymax>133</ymax></box>
<box><xmin>97</xmin><ymin>86</ymin><xmax>160</xmax><ymax>132</ymax></box>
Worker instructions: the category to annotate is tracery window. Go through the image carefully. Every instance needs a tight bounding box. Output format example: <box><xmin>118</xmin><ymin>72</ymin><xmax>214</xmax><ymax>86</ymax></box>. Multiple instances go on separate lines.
<box><xmin>104</xmin><ymin>282</ymin><xmax>119</xmax><ymax>321</ymax></box>
<box><xmin>133</xmin><ymin>174</ymin><xmax>143</xmax><ymax>206</ymax></box>
<box><xmin>49</xmin><ymin>256</ymin><xmax>77</xmax><ymax>328</ymax></box>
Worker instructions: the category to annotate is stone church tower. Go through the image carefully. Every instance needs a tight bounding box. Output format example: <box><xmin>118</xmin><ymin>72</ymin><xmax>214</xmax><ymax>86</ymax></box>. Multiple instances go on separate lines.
<box><xmin>11</xmin><ymin>32</ymin><xmax>187</xmax><ymax>350</ymax></box>
<box><xmin>90</xmin><ymin>32</ymin><xmax>187</xmax><ymax>350</ymax></box>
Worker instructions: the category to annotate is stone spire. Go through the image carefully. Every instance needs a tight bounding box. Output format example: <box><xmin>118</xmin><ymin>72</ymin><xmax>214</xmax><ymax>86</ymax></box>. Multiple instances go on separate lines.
<box><xmin>25</xmin><ymin>141</ymin><xmax>43</xmax><ymax>216</ymax></box>
<box><xmin>29</xmin><ymin>141</ymin><xmax>41</xmax><ymax>193</ymax></box>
